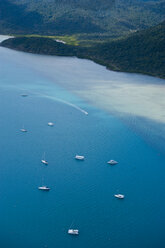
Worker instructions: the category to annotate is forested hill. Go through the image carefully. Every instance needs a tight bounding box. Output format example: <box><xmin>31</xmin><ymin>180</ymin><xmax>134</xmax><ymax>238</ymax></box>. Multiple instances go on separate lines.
<box><xmin>0</xmin><ymin>0</ymin><xmax>165</xmax><ymax>37</ymax></box>
<box><xmin>89</xmin><ymin>21</ymin><xmax>165</xmax><ymax>78</ymax></box>
<box><xmin>1</xmin><ymin>21</ymin><xmax>165</xmax><ymax>78</ymax></box>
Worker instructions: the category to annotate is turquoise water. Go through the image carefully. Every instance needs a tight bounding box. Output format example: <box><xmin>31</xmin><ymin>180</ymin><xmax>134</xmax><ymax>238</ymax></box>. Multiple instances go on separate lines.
<box><xmin>0</xmin><ymin>46</ymin><xmax>165</xmax><ymax>248</ymax></box>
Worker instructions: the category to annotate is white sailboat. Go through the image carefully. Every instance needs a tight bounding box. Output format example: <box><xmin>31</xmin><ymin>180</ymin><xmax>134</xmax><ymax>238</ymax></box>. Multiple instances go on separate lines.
<box><xmin>68</xmin><ymin>229</ymin><xmax>79</xmax><ymax>235</ymax></box>
<box><xmin>68</xmin><ymin>221</ymin><xmax>79</xmax><ymax>235</ymax></box>
<box><xmin>48</xmin><ymin>122</ymin><xmax>54</xmax><ymax>126</ymax></box>
<box><xmin>20</xmin><ymin>125</ymin><xmax>27</xmax><ymax>132</ymax></box>
<box><xmin>38</xmin><ymin>177</ymin><xmax>50</xmax><ymax>191</ymax></box>
<box><xmin>38</xmin><ymin>186</ymin><xmax>50</xmax><ymax>191</ymax></box>
<box><xmin>41</xmin><ymin>152</ymin><xmax>48</xmax><ymax>165</ymax></box>
<box><xmin>114</xmin><ymin>194</ymin><xmax>124</xmax><ymax>199</ymax></box>
<box><xmin>75</xmin><ymin>155</ymin><xmax>85</xmax><ymax>160</ymax></box>
<box><xmin>107</xmin><ymin>160</ymin><xmax>118</xmax><ymax>165</ymax></box>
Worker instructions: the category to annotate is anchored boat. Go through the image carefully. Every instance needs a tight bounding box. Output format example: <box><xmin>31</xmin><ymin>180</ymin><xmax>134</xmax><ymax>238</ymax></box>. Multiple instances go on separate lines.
<box><xmin>20</xmin><ymin>125</ymin><xmax>27</xmax><ymax>132</ymax></box>
<box><xmin>48</xmin><ymin>122</ymin><xmax>54</xmax><ymax>126</ymax></box>
<box><xmin>75</xmin><ymin>155</ymin><xmax>85</xmax><ymax>160</ymax></box>
<box><xmin>68</xmin><ymin>229</ymin><xmax>79</xmax><ymax>235</ymax></box>
<box><xmin>38</xmin><ymin>186</ymin><xmax>50</xmax><ymax>191</ymax></box>
<box><xmin>114</xmin><ymin>194</ymin><xmax>124</xmax><ymax>199</ymax></box>
<box><xmin>41</xmin><ymin>152</ymin><xmax>48</xmax><ymax>165</ymax></box>
<box><xmin>107</xmin><ymin>160</ymin><xmax>118</xmax><ymax>165</ymax></box>
<box><xmin>21</xmin><ymin>94</ymin><xmax>28</xmax><ymax>97</ymax></box>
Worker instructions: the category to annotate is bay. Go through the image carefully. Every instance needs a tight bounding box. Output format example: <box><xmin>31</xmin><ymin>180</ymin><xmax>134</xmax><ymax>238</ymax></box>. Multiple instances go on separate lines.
<box><xmin>0</xmin><ymin>41</ymin><xmax>165</xmax><ymax>248</ymax></box>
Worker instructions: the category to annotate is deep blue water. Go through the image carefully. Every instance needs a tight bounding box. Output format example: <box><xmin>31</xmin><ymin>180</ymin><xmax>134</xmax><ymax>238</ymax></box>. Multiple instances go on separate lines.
<box><xmin>0</xmin><ymin>46</ymin><xmax>165</xmax><ymax>248</ymax></box>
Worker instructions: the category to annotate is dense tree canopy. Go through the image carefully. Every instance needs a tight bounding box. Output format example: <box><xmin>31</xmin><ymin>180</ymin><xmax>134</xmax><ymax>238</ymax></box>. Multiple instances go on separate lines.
<box><xmin>0</xmin><ymin>0</ymin><xmax>164</xmax><ymax>36</ymax></box>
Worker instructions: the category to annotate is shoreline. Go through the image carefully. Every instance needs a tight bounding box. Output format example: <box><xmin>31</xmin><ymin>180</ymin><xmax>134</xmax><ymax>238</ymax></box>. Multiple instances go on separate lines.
<box><xmin>1</xmin><ymin>43</ymin><xmax>163</xmax><ymax>80</ymax></box>
<box><xmin>1</xmin><ymin>35</ymin><xmax>164</xmax><ymax>80</ymax></box>
<box><xmin>0</xmin><ymin>35</ymin><xmax>14</xmax><ymax>43</ymax></box>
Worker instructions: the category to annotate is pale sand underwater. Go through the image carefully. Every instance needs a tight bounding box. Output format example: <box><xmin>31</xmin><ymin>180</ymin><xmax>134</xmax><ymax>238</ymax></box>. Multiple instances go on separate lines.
<box><xmin>0</xmin><ymin>46</ymin><xmax>165</xmax><ymax>151</ymax></box>
<box><xmin>0</xmin><ymin>45</ymin><xmax>165</xmax><ymax>248</ymax></box>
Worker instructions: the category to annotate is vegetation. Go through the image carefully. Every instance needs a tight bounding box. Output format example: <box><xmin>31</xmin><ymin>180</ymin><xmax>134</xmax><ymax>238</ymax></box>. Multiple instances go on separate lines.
<box><xmin>0</xmin><ymin>0</ymin><xmax>165</xmax><ymax>38</ymax></box>
<box><xmin>1</xmin><ymin>21</ymin><xmax>165</xmax><ymax>79</ymax></box>
<box><xmin>16</xmin><ymin>34</ymin><xmax>79</xmax><ymax>46</ymax></box>
<box><xmin>0</xmin><ymin>1</ymin><xmax>164</xmax><ymax>78</ymax></box>
<box><xmin>89</xmin><ymin>21</ymin><xmax>165</xmax><ymax>78</ymax></box>
<box><xmin>1</xmin><ymin>36</ymin><xmax>77</xmax><ymax>56</ymax></box>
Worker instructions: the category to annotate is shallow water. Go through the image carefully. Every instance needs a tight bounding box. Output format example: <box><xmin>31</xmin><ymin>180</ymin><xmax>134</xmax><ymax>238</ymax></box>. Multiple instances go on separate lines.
<box><xmin>1</xmin><ymin>41</ymin><xmax>165</xmax><ymax>152</ymax></box>
<box><xmin>0</xmin><ymin>44</ymin><xmax>165</xmax><ymax>248</ymax></box>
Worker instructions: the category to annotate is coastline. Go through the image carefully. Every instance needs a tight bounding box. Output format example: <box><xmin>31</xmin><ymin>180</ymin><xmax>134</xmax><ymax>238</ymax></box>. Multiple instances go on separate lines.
<box><xmin>0</xmin><ymin>35</ymin><xmax>14</xmax><ymax>43</ymax></box>
<box><xmin>0</xmin><ymin>41</ymin><xmax>162</xmax><ymax>80</ymax></box>
<box><xmin>1</xmin><ymin>36</ymin><xmax>164</xmax><ymax>79</ymax></box>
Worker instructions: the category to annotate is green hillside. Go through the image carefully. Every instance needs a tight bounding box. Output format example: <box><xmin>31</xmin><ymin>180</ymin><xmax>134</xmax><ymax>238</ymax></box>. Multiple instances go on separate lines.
<box><xmin>90</xmin><ymin>21</ymin><xmax>165</xmax><ymax>78</ymax></box>
<box><xmin>1</xmin><ymin>21</ymin><xmax>164</xmax><ymax>78</ymax></box>
<box><xmin>0</xmin><ymin>0</ymin><xmax>165</xmax><ymax>38</ymax></box>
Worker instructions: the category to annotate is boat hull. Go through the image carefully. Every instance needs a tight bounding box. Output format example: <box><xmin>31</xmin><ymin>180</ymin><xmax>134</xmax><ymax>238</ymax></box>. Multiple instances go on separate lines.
<box><xmin>38</xmin><ymin>187</ymin><xmax>50</xmax><ymax>191</ymax></box>
<box><xmin>75</xmin><ymin>155</ymin><xmax>84</xmax><ymax>160</ymax></box>
<box><xmin>41</xmin><ymin>160</ymin><xmax>48</xmax><ymax>165</ymax></box>
<box><xmin>68</xmin><ymin>229</ymin><xmax>79</xmax><ymax>235</ymax></box>
<box><xmin>114</xmin><ymin>194</ymin><xmax>124</xmax><ymax>199</ymax></box>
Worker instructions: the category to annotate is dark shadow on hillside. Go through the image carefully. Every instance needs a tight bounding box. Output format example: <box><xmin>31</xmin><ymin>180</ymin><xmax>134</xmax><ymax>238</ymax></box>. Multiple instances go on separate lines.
<box><xmin>0</xmin><ymin>0</ymin><xmax>44</xmax><ymax>33</ymax></box>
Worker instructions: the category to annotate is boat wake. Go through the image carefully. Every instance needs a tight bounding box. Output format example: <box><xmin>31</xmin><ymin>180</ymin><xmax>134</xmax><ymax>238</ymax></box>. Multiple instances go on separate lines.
<box><xmin>39</xmin><ymin>93</ymin><xmax>88</xmax><ymax>115</ymax></box>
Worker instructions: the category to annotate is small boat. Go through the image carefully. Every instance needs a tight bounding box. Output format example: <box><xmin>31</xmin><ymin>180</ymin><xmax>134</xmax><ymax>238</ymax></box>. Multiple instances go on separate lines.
<box><xmin>107</xmin><ymin>160</ymin><xmax>118</xmax><ymax>165</ymax></box>
<box><xmin>114</xmin><ymin>194</ymin><xmax>124</xmax><ymax>199</ymax></box>
<box><xmin>41</xmin><ymin>152</ymin><xmax>48</xmax><ymax>165</ymax></box>
<box><xmin>21</xmin><ymin>94</ymin><xmax>28</xmax><ymax>97</ymax></box>
<box><xmin>75</xmin><ymin>155</ymin><xmax>85</xmax><ymax>160</ymax></box>
<box><xmin>68</xmin><ymin>229</ymin><xmax>79</xmax><ymax>235</ymax></box>
<box><xmin>38</xmin><ymin>186</ymin><xmax>50</xmax><ymax>191</ymax></box>
<box><xmin>48</xmin><ymin>122</ymin><xmax>54</xmax><ymax>126</ymax></box>
<box><xmin>41</xmin><ymin>159</ymin><xmax>48</xmax><ymax>165</ymax></box>
<box><xmin>20</xmin><ymin>128</ymin><xmax>27</xmax><ymax>132</ymax></box>
<box><xmin>20</xmin><ymin>125</ymin><xmax>27</xmax><ymax>132</ymax></box>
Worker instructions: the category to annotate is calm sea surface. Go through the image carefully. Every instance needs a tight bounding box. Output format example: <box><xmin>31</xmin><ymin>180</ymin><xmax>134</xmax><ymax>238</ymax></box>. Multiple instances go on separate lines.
<box><xmin>0</xmin><ymin>40</ymin><xmax>165</xmax><ymax>248</ymax></box>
